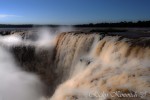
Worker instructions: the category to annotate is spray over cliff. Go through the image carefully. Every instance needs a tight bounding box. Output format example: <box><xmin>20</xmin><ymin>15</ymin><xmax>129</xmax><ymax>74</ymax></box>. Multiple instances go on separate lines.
<box><xmin>0</xmin><ymin>29</ymin><xmax>150</xmax><ymax>100</ymax></box>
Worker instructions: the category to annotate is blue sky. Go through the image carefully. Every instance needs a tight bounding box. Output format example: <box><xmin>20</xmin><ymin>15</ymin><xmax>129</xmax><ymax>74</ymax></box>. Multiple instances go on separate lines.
<box><xmin>0</xmin><ymin>0</ymin><xmax>150</xmax><ymax>25</ymax></box>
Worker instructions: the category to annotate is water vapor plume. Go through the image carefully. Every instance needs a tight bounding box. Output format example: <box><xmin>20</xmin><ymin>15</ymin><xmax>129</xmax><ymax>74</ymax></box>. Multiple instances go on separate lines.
<box><xmin>0</xmin><ymin>46</ymin><xmax>45</xmax><ymax>100</ymax></box>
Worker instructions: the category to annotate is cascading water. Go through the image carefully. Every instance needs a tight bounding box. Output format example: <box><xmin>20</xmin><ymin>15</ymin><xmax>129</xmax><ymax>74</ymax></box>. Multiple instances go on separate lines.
<box><xmin>51</xmin><ymin>32</ymin><xmax>150</xmax><ymax>100</ymax></box>
<box><xmin>0</xmin><ymin>30</ymin><xmax>150</xmax><ymax>100</ymax></box>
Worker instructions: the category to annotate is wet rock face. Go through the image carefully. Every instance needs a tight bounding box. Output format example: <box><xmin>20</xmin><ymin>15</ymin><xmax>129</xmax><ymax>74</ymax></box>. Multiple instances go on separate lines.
<box><xmin>12</xmin><ymin>46</ymin><xmax>35</xmax><ymax>65</ymax></box>
<box><xmin>80</xmin><ymin>57</ymin><xmax>93</xmax><ymax>66</ymax></box>
<box><xmin>10</xmin><ymin>45</ymin><xmax>56</xmax><ymax>96</ymax></box>
<box><xmin>0</xmin><ymin>31</ymin><xmax>11</xmax><ymax>35</ymax></box>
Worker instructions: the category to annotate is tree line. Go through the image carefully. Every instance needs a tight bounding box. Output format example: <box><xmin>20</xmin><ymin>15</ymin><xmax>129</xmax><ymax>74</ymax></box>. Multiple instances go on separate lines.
<box><xmin>0</xmin><ymin>20</ymin><xmax>150</xmax><ymax>28</ymax></box>
<box><xmin>75</xmin><ymin>20</ymin><xmax>150</xmax><ymax>27</ymax></box>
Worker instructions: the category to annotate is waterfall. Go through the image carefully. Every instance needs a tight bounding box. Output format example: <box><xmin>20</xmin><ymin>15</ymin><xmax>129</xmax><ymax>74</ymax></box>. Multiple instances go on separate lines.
<box><xmin>51</xmin><ymin>32</ymin><xmax>150</xmax><ymax>100</ymax></box>
<box><xmin>1</xmin><ymin>31</ymin><xmax>149</xmax><ymax>100</ymax></box>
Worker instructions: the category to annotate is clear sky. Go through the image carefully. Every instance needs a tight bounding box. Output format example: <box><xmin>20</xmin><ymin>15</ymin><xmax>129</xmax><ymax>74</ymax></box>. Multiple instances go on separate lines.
<box><xmin>0</xmin><ymin>0</ymin><xmax>150</xmax><ymax>25</ymax></box>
